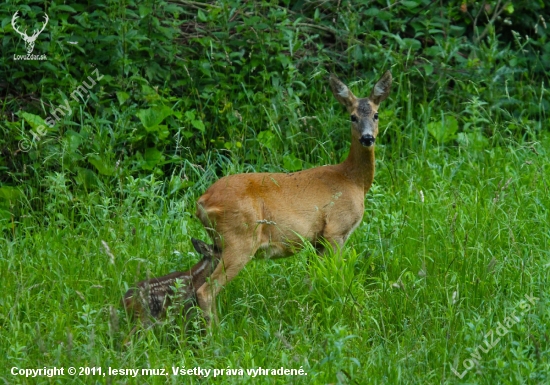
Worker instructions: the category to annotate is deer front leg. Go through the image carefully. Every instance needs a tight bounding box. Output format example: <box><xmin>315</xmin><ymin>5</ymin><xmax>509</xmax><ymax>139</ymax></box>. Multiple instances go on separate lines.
<box><xmin>316</xmin><ymin>236</ymin><xmax>345</xmax><ymax>257</ymax></box>
<box><xmin>317</xmin><ymin>212</ymin><xmax>361</xmax><ymax>256</ymax></box>
<box><xmin>196</xmin><ymin>242</ymin><xmax>257</xmax><ymax>326</ymax></box>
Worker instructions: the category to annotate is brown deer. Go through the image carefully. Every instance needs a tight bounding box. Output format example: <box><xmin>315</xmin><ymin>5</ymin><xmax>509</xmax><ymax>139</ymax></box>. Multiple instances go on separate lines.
<box><xmin>123</xmin><ymin>238</ymin><xmax>219</xmax><ymax>324</ymax></box>
<box><xmin>195</xmin><ymin>71</ymin><xmax>392</xmax><ymax>324</ymax></box>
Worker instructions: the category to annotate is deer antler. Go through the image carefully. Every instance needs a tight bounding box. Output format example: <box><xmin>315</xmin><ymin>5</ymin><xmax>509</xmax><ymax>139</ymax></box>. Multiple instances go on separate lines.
<box><xmin>11</xmin><ymin>11</ymin><xmax>49</xmax><ymax>54</ymax></box>
<box><xmin>11</xmin><ymin>11</ymin><xmax>28</xmax><ymax>38</ymax></box>
<box><xmin>30</xmin><ymin>13</ymin><xmax>49</xmax><ymax>40</ymax></box>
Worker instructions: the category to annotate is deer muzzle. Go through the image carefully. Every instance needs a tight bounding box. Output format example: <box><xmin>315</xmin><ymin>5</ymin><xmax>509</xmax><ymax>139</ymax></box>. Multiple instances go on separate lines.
<box><xmin>359</xmin><ymin>134</ymin><xmax>375</xmax><ymax>147</ymax></box>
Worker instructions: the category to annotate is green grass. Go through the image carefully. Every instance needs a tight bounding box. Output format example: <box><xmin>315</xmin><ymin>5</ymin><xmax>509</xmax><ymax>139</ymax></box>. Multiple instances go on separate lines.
<box><xmin>2</xmin><ymin>124</ymin><xmax>549</xmax><ymax>384</ymax></box>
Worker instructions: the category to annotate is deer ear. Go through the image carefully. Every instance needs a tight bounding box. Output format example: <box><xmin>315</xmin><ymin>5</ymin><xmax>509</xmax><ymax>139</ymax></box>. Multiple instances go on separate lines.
<box><xmin>329</xmin><ymin>74</ymin><xmax>357</xmax><ymax>110</ymax></box>
<box><xmin>191</xmin><ymin>238</ymin><xmax>214</xmax><ymax>257</ymax></box>
<box><xmin>370</xmin><ymin>71</ymin><xmax>392</xmax><ymax>105</ymax></box>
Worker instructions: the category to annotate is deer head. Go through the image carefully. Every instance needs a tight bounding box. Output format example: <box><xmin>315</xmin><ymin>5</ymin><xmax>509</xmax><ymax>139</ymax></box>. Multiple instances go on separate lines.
<box><xmin>329</xmin><ymin>71</ymin><xmax>392</xmax><ymax>147</ymax></box>
<box><xmin>11</xmin><ymin>11</ymin><xmax>49</xmax><ymax>54</ymax></box>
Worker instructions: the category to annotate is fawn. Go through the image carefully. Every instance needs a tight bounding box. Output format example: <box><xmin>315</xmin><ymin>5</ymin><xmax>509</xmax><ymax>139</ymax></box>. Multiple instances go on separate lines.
<box><xmin>123</xmin><ymin>238</ymin><xmax>219</xmax><ymax>325</ymax></box>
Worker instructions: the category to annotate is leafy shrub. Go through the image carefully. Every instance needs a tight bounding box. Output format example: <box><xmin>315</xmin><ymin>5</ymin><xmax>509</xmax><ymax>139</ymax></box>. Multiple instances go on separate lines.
<box><xmin>0</xmin><ymin>0</ymin><xmax>548</xmax><ymax>220</ymax></box>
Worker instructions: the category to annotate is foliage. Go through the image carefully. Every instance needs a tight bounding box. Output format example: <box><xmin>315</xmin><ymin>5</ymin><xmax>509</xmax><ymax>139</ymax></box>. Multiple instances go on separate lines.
<box><xmin>1</xmin><ymin>134</ymin><xmax>549</xmax><ymax>384</ymax></box>
<box><xmin>1</xmin><ymin>0</ymin><xmax>549</xmax><ymax>196</ymax></box>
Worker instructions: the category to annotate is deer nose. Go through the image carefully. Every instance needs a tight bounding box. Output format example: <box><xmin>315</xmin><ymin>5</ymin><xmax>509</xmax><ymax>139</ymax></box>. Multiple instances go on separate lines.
<box><xmin>359</xmin><ymin>134</ymin><xmax>375</xmax><ymax>147</ymax></box>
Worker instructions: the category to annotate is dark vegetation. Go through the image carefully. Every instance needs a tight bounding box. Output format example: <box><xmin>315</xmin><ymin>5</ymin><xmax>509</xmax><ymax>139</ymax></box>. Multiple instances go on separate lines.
<box><xmin>1</xmin><ymin>0</ymin><xmax>548</xmax><ymax>216</ymax></box>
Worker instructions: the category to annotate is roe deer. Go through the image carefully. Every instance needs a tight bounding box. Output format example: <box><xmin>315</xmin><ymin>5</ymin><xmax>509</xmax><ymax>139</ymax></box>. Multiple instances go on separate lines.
<box><xmin>195</xmin><ymin>71</ymin><xmax>392</xmax><ymax>323</ymax></box>
<box><xmin>123</xmin><ymin>238</ymin><xmax>219</xmax><ymax>323</ymax></box>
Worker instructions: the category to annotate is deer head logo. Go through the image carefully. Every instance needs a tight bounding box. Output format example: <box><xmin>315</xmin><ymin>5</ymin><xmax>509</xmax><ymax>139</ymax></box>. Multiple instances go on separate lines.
<box><xmin>11</xmin><ymin>11</ymin><xmax>49</xmax><ymax>54</ymax></box>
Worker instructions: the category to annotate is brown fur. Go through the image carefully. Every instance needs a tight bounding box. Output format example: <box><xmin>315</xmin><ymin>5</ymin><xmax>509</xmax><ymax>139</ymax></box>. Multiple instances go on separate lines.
<box><xmin>195</xmin><ymin>72</ymin><xmax>393</xmax><ymax>323</ymax></box>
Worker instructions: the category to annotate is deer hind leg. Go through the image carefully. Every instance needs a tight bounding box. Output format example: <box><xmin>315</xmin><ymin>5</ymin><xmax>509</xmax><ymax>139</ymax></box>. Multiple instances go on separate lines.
<box><xmin>196</xmin><ymin>241</ymin><xmax>258</xmax><ymax>325</ymax></box>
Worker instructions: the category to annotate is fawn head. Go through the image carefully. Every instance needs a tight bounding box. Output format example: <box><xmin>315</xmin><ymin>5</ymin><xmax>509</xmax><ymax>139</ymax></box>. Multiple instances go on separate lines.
<box><xmin>329</xmin><ymin>71</ymin><xmax>392</xmax><ymax>147</ymax></box>
<box><xmin>189</xmin><ymin>238</ymin><xmax>219</xmax><ymax>287</ymax></box>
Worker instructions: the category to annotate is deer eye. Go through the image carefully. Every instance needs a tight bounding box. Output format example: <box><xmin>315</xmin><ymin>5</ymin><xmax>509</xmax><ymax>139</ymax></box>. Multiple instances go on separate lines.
<box><xmin>351</xmin><ymin>115</ymin><xmax>358</xmax><ymax>122</ymax></box>
<box><xmin>373</xmin><ymin>113</ymin><xmax>379</xmax><ymax>121</ymax></box>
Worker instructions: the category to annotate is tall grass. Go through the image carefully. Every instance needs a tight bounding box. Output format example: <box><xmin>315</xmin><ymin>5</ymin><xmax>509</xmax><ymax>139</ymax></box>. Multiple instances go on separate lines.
<box><xmin>2</xmin><ymin>76</ymin><xmax>549</xmax><ymax>383</ymax></box>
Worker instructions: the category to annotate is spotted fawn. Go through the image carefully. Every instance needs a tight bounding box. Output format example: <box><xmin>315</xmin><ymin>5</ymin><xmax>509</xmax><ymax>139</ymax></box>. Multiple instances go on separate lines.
<box><xmin>123</xmin><ymin>238</ymin><xmax>219</xmax><ymax>323</ymax></box>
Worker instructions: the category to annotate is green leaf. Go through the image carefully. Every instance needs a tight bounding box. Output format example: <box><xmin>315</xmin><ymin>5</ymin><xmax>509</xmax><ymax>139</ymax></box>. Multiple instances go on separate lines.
<box><xmin>75</xmin><ymin>167</ymin><xmax>99</xmax><ymax>189</ymax></box>
<box><xmin>450</xmin><ymin>25</ymin><xmax>465</xmax><ymax>36</ymax></box>
<box><xmin>400</xmin><ymin>38</ymin><xmax>422</xmax><ymax>51</ymax></box>
<box><xmin>142</xmin><ymin>147</ymin><xmax>163</xmax><ymax>170</ymax></box>
<box><xmin>168</xmin><ymin>175</ymin><xmax>193</xmax><ymax>196</ymax></box>
<box><xmin>314</xmin><ymin>8</ymin><xmax>321</xmax><ymax>21</ymax></box>
<box><xmin>283</xmin><ymin>154</ymin><xmax>302</xmax><ymax>171</ymax></box>
<box><xmin>116</xmin><ymin>91</ymin><xmax>130</xmax><ymax>105</ymax></box>
<box><xmin>136</xmin><ymin>105</ymin><xmax>173</xmax><ymax>132</ymax></box>
<box><xmin>181</xmin><ymin>130</ymin><xmax>193</xmax><ymax>139</ymax></box>
<box><xmin>0</xmin><ymin>209</ymin><xmax>11</xmax><ymax>224</ymax></box>
<box><xmin>257</xmin><ymin>130</ymin><xmax>277</xmax><ymax>150</ymax></box>
<box><xmin>364</xmin><ymin>8</ymin><xmax>380</xmax><ymax>16</ymax></box>
<box><xmin>423</xmin><ymin>64</ymin><xmax>434</xmax><ymax>76</ymax></box>
<box><xmin>54</xmin><ymin>4</ymin><xmax>77</xmax><ymax>12</ymax></box>
<box><xmin>191</xmin><ymin>120</ymin><xmax>205</xmax><ymax>133</ymax></box>
<box><xmin>88</xmin><ymin>154</ymin><xmax>115</xmax><ymax>176</ymax></box>
<box><xmin>157</xmin><ymin>125</ymin><xmax>170</xmax><ymax>140</ymax></box>
<box><xmin>141</xmin><ymin>84</ymin><xmax>160</xmax><ymax>102</ymax></box>
<box><xmin>138</xmin><ymin>5</ymin><xmax>152</xmax><ymax>18</ymax></box>
<box><xmin>427</xmin><ymin>115</ymin><xmax>458</xmax><ymax>144</ymax></box>
<box><xmin>21</xmin><ymin>112</ymin><xmax>46</xmax><ymax>131</ymax></box>
<box><xmin>377</xmin><ymin>11</ymin><xmax>393</xmax><ymax>20</ymax></box>
<box><xmin>197</xmin><ymin>9</ymin><xmax>207</xmax><ymax>22</ymax></box>
<box><xmin>65</xmin><ymin>130</ymin><xmax>83</xmax><ymax>153</ymax></box>
<box><xmin>184</xmin><ymin>110</ymin><xmax>196</xmax><ymax>121</ymax></box>
<box><xmin>0</xmin><ymin>186</ymin><xmax>22</xmax><ymax>201</ymax></box>
<box><xmin>402</xmin><ymin>1</ymin><xmax>420</xmax><ymax>8</ymax></box>
<box><xmin>457</xmin><ymin>131</ymin><xmax>489</xmax><ymax>151</ymax></box>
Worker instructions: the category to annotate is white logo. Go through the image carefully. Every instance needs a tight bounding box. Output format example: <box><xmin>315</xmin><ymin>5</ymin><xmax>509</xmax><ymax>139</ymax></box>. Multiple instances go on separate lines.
<box><xmin>11</xmin><ymin>11</ymin><xmax>48</xmax><ymax>55</ymax></box>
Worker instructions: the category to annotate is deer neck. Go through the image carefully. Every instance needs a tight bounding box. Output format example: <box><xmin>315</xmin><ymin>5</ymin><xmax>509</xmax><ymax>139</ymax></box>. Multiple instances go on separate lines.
<box><xmin>191</xmin><ymin>254</ymin><xmax>219</xmax><ymax>288</ymax></box>
<box><xmin>340</xmin><ymin>138</ymin><xmax>375</xmax><ymax>193</ymax></box>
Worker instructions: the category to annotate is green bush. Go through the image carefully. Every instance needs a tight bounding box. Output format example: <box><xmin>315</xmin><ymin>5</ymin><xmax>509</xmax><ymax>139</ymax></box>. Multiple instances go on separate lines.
<box><xmin>0</xmin><ymin>0</ymin><xmax>548</xmax><ymax>216</ymax></box>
